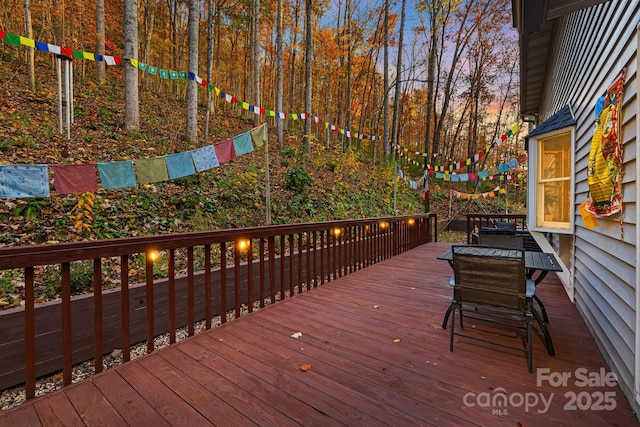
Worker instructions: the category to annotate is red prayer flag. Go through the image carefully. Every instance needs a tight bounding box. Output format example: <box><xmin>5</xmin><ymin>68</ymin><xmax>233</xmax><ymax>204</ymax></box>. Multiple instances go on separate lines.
<box><xmin>61</xmin><ymin>47</ymin><xmax>73</xmax><ymax>57</ymax></box>
<box><xmin>51</xmin><ymin>163</ymin><xmax>99</xmax><ymax>194</ymax></box>
<box><xmin>213</xmin><ymin>138</ymin><xmax>237</xmax><ymax>163</ymax></box>
<box><xmin>501</xmin><ymin>133</ymin><xmax>507</xmax><ymax>142</ymax></box>
<box><xmin>0</xmin><ymin>30</ymin><xmax>6</xmax><ymax>39</ymax></box>
<box><xmin>231</xmin><ymin>97</ymin><xmax>238</xmax><ymax>104</ymax></box>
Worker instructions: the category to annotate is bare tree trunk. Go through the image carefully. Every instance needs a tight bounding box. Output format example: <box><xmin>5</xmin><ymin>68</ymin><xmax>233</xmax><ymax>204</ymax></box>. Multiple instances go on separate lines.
<box><xmin>142</xmin><ymin>0</ymin><xmax>154</xmax><ymax>91</ymax></box>
<box><xmin>288</xmin><ymin>0</ymin><xmax>300</xmax><ymax>115</ymax></box>
<box><xmin>23</xmin><ymin>0</ymin><xmax>35</xmax><ymax>92</ymax></box>
<box><xmin>204</xmin><ymin>0</ymin><xmax>215</xmax><ymax>140</ymax></box>
<box><xmin>252</xmin><ymin>0</ymin><xmax>260</xmax><ymax>124</ymax></box>
<box><xmin>95</xmin><ymin>0</ymin><xmax>105</xmax><ymax>84</ymax></box>
<box><xmin>391</xmin><ymin>0</ymin><xmax>406</xmax><ymax>151</ymax></box>
<box><xmin>276</xmin><ymin>0</ymin><xmax>284</xmax><ymax>147</ymax></box>
<box><xmin>383</xmin><ymin>0</ymin><xmax>390</xmax><ymax>156</ymax></box>
<box><xmin>303</xmin><ymin>0</ymin><xmax>312</xmax><ymax>153</ymax></box>
<box><xmin>185</xmin><ymin>0</ymin><xmax>199</xmax><ymax>142</ymax></box>
<box><xmin>124</xmin><ymin>0</ymin><xmax>140</xmax><ymax>131</ymax></box>
<box><xmin>345</xmin><ymin>0</ymin><xmax>352</xmax><ymax>149</ymax></box>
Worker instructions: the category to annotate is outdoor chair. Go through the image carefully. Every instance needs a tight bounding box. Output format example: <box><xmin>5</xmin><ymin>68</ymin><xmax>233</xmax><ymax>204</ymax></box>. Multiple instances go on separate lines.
<box><xmin>444</xmin><ymin>245</ymin><xmax>554</xmax><ymax>373</ymax></box>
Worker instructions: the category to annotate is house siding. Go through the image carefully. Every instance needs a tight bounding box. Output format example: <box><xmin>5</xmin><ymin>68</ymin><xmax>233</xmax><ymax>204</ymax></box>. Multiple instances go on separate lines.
<box><xmin>534</xmin><ymin>0</ymin><xmax>639</xmax><ymax>411</ymax></box>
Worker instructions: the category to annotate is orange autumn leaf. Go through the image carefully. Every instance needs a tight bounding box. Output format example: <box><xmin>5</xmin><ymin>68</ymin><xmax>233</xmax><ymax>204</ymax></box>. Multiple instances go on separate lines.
<box><xmin>300</xmin><ymin>363</ymin><xmax>312</xmax><ymax>372</ymax></box>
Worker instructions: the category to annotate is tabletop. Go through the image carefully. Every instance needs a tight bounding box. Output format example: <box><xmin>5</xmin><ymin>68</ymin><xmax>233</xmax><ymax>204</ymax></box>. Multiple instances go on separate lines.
<box><xmin>437</xmin><ymin>247</ymin><xmax>563</xmax><ymax>273</ymax></box>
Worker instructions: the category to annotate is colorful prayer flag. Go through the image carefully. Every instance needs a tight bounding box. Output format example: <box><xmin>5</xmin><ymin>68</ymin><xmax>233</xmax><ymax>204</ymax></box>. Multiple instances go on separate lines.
<box><xmin>250</xmin><ymin>124</ymin><xmax>268</xmax><ymax>148</ymax></box>
<box><xmin>0</xmin><ymin>165</ymin><xmax>50</xmax><ymax>198</ymax></box>
<box><xmin>134</xmin><ymin>158</ymin><xmax>169</xmax><ymax>184</ymax></box>
<box><xmin>98</xmin><ymin>161</ymin><xmax>137</xmax><ymax>189</ymax></box>
<box><xmin>19</xmin><ymin>36</ymin><xmax>35</xmax><ymax>48</ymax></box>
<box><xmin>165</xmin><ymin>152</ymin><xmax>196</xmax><ymax>179</ymax></box>
<box><xmin>232</xmin><ymin>132</ymin><xmax>254</xmax><ymax>156</ymax></box>
<box><xmin>191</xmin><ymin>146</ymin><xmax>219</xmax><ymax>172</ymax></box>
<box><xmin>213</xmin><ymin>139</ymin><xmax>237</xmax><ymax>163</ymax></box>
<box><xmin>51</xmin><ymin>164</ymin><xmax>98</xmax><ymax>194</ymax></box>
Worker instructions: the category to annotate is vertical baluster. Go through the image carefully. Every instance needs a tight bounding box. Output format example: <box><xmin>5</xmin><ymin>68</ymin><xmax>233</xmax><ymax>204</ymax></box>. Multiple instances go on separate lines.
<box><xmin>304</xmin><ymin>231</ymin><xmax>311</xmax><ymax>290</ymax></box>
<box><xmin>168</xmin><ymin>249</ymin><xmax>176</xmax><ymax>344</ymax></box>
<box><xmin>188</xmin><ymin>246</ymin><xmax>195</xmax><ymax>336</ymax></box>
<box><xmin>259</xmin><ymin>237</ymin><xmax>266</xmax><ymax>308</ymax></box>
<box><xmin>234</xmin><ymin>241</ymin><xmax>241</xmax><ymax>319</ymax></box>
<box><xmin>204</xmin><ymin>245</ymin><xmax>212</xmax><ymax>329</ymax></box>
<box><xmin>220</xmin><ymin>242</ymin><xmax>227</xmax><ymax>324</ymax></box>
<box><xmin>312</xmin><ymin>231</ymin><xmax>317</xmax><ymax>288</ymax></box>
<box><xmin>297</xmin><ymin>233</ymin><xmax>303</xmax><ymax>294</ymax></box>
<box><xmin>268</xmin><ymin>236</ymin><xmax>276</xmax><ymax>303</ymax></box>
<box><xmin>288</xmin><ymin>234</ymin><xmax>294</xmax><ymax>297</ymax></box>
<box><xmin>278</xmin><ymin>236</ymin><xmax>284</xmax><ymax>301</ymax></box>
<box><xmin>121</xmin><ymin>255</ymin><xmax>130</xmax><ymax>362</ymax></box>
<box><xmin>320</xmin><ymin>231</ymin><xmax>325</xmax><ymax>285</ymax></box>
<box><xmin>61</xmin><ymin>262</ymin><xmax>72</xmax><ymax>385</ymax></box>
<box><xmin>93</xmin><ymin>258</ymin><xmax>103</xmax><ymax>374</ymax></box>
<box><xmin>24</xmin><ymin>266</ymin><xmax>35</xmax><ymax>400</ymax></box>
<box><xmin>145</xmin><ymin>253</ymin><xmax>154</xmax><ymax>353</ymax></box>
<box><xmin>247</xmin><ymin>239</ymin><xmax>254</xmax><ymax>313</ymax></box>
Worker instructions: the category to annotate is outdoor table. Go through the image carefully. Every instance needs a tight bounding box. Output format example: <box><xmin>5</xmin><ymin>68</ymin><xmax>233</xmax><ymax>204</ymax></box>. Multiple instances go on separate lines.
<box><xmin>437</xmin><ymin>246</ymin><xmax>563</xmax><ymax>322</ymax></box>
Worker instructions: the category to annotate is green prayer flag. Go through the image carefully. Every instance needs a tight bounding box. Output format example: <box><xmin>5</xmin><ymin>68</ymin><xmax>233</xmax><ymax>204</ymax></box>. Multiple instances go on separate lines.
<box><xmin>250</xmin><ymin>124</ymin><xmax>268</xmax><ymax>148</ymax></box>
<box><xmin>73</xmin><ymin>50</ymin><xmax>83</xmax><ymax>59</ymax></box>
<box><xmin>134</xmin><ymin>158</ymin><xmax>169</xmax><ymax>184</ymax></box>
<box><xmin>170</xmin><ymin>70</ymin><xmax>179</xmax><ymax>80</ymax></box>
<box><xmin>159</xmin><ymin>69</ymin><xmax>169</xmax><ymax>79</ymax></box>
<box><xmin>5</xmin><ymin>33</ymin><xmax>20</xmax><ymax>46</ymax></box>
<box><xmin>179</xmin><ymin>71</ymin><xmax>187</xmax><ymax>80</ymax></box>
<box><xmin>148</xmin><ymin>66</ymin><xmax>158</xmax><ymax>75</ymax></box>
<box><xmin>139</xmin><ymin>63</ymin><xmax>147</xmax><ymax>71</ymax></box>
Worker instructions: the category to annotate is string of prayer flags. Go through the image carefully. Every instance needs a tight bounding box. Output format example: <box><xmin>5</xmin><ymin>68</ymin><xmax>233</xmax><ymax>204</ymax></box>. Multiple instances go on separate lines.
<box><xmin>165</xmin><ymin>152</ymin><xmax>196</xmax><ymax>179</ymax></box>
<box><xmin>191</xmin><ymin>146</ymin><xmax>220</xmax><ymax>172</ymax></box>
<box><xmin>0</xmin><ymin>165</ymin><xmax>50</xmax><ymax>198</ymax></box>
<box><xmin>51</xmin><ymin>164</ymin><xmax>99</xmax><ymax>194</ymax></box>
<box><xmin>97</xmin><ymin>161</ymin><xmax>137</xmax><ymax>190</ymax></box>
<box><xmin>451</xmin><ymin>187</ymin><xmax>501</xmax><ymax>200</ymax></box>
<box><xmin>2</xmin><ymin>28</ymin><xmax>378</xmax><ymax>149</ymax></box>
<box><xmin>213</xmin><ymin>139</ymin><xmax>237</xmax><ymax>163</ymax></box>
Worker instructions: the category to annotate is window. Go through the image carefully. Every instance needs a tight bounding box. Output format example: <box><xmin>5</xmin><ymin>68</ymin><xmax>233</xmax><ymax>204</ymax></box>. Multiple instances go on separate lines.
<box><xmin>528</xmin><ymin>129</ymin><xmax>573</xmax><ymax>232</ymax></box>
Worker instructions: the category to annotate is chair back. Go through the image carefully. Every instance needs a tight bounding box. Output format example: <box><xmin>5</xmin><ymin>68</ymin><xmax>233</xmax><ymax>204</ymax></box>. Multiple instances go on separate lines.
<box><xmin>496</xmin><ymin>221</ymin><xmax>517</xmax><ymax>230</ymax></box>
<box><xmin>452</xmin><ymin>245</ymin><xmax>527</xmax><ymax>311</ymax></box>
<box><xmin>478</xmin><ymin>232</ymin><xmax>523</xmax><ymax>249</ymax></box>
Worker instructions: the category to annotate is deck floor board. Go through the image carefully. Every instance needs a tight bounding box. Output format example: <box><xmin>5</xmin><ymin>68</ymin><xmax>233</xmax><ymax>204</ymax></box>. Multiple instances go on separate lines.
<box><xmin>1</xmin><ymin>242</ymin><xmax>638</xmax><ymax>426</ymax></box>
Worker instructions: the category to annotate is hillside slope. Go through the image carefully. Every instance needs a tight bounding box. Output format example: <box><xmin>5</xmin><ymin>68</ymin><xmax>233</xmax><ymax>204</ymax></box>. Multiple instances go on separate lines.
<box><xmin>0</xmin><ymin>50</ymin><xmax>424</xmax><ymax>247</ymax></box>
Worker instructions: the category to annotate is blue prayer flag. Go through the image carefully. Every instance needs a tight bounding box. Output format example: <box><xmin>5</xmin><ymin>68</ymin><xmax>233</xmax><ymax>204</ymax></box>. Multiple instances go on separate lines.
<box><xmin>165</xmin><ymin>152</ymin><xmax>196</xmax><ymax>179</ymax></box>
<box><xmin>97</xmin><ymin>160</ymin><xmax>137</xmax><ymax>190</ymax></box>
<box><xmin>0</xmin><ymin>165</ymin><xmax>50</xmax><ymax>198</ymax></box>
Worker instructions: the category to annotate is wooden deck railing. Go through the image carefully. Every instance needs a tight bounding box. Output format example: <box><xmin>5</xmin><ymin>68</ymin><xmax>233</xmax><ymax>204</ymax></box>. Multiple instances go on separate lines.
<box><xmin>465</xmin><ymin>213</ymin><xmax>527</xmax><ymax>243</ymax></box>
<box><xmin>0</xmin><ymin>214</ymin><xmax>434</xmax><ymax>399</ymax></box>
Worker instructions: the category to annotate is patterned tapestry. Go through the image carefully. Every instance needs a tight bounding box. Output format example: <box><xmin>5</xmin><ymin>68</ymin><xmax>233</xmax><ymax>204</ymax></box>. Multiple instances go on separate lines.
<box><xmin>586</xmin><ymin>70</ymin><xmax>626</xmax><ymax>216</ymax></box>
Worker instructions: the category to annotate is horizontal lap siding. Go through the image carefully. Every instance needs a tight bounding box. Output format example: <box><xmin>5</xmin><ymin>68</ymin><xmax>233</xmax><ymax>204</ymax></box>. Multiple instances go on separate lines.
<box><xmin>537</xmin><ymin>0</ymin><xmax>639</xmax><ymax>407</ymax></box>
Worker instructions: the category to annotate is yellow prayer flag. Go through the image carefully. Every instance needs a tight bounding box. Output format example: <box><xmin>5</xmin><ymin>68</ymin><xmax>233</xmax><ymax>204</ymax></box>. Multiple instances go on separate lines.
<box><xmin>83</xmin><ymin>52</ymin><xmax>95</xmax><ymax>61</ymax></box>
<box><xmin>130</xmin><ymin>58</ymin><xmax>139</xmax><ymax>68</ymax></box>
<box><xmin>511</xmin><ymin>123</ymin><xmax>519</xmax><ymax>134</ymax></box>
<box><xmin>19</xmin><ymin>37</ymin><xmax>35</xmax><ymax>48</ymax></box>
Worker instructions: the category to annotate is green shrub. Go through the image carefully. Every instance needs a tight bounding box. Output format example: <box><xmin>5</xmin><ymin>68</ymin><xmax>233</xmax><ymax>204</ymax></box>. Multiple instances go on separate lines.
<box><xmin>284</xmin><ymin>167</ymin><xmax>313</xmax><ymax>193</ymax></box>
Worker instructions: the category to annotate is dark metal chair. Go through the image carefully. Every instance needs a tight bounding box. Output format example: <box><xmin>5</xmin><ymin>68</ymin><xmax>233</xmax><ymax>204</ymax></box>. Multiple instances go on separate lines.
<box><xmin>444</xmin><ymin>245</ymin><xmax>554</xmax><ymax>373</ymax></box>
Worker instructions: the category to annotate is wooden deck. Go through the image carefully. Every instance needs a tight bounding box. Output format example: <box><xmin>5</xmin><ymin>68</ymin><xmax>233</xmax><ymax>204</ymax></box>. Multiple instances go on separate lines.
<box><xmin>1</xmin><ymin>242</ymin><xmax>638</xmax><ymax>426</ymax></box>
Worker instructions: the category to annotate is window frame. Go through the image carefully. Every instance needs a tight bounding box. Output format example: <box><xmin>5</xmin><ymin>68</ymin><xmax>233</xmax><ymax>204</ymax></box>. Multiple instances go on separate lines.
<box><xmin>527</xmin><ymin>127</ymin><xmax>575</xmax><ymax>234</ymax></box>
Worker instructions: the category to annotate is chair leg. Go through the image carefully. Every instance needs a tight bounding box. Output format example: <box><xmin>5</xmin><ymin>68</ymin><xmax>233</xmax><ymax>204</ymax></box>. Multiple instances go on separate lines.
<box><xmin>527</xmin><ymin>313</ymin><xmax>533</xmax><ymax>373</ymax></box>
<box><xmin>532</xmin><ymin>307</ymin><xmax>555</xmax><ymax>356</ymax></box>
<box><xmin>442</xmin><ymin>306</ymin><xmax>453</xmax><ymax>329</ymax></box>
<box><xmin>534</xmin><ymin>294</ymin><xmax>549</xmax><ymax>323</ymax></box>
<box><xmin>449</xmin><ymin>304</ymin><xmax>456</xmax><ymax>352</ymax></box>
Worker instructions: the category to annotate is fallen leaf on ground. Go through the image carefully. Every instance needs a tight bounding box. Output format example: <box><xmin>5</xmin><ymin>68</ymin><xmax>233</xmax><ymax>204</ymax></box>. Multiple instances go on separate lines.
<box><xmin>393</xmin><ymin>339</ymin><xmax>400</xmax><ymax>343</ymax></box>
<box><xmin>300</xmin><ymin>363</ymin><xmax>311</xmax><ymax>371</ymax></box>
<box><xmin>291</xmin><ymin>331</ymin><xmax>303</xmax><ymax>339</ymax></box>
